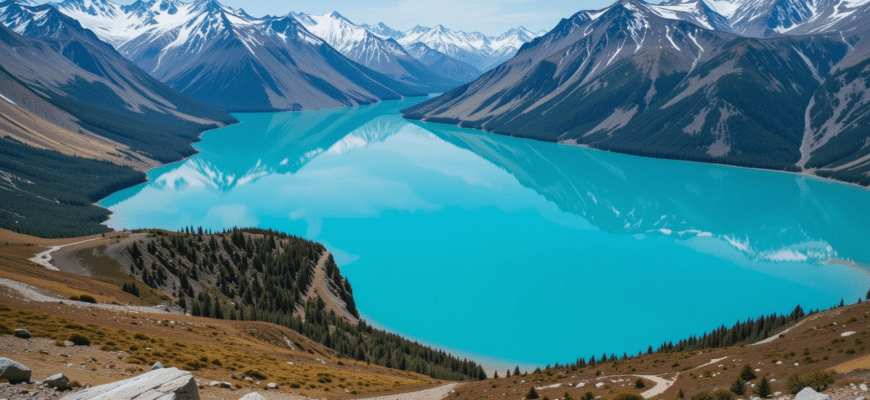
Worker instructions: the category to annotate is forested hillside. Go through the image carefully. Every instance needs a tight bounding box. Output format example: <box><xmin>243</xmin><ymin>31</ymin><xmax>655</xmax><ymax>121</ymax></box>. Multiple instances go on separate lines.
<box><xmin>115</xmin><ymin>227</ymin><xmax>487</xmax><ymax>381</ymax></box>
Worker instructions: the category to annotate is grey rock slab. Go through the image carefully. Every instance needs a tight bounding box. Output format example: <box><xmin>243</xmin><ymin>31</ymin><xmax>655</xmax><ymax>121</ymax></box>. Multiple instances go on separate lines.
<box><xmin>0</xmin><ymin>358</ymin><xmax>31</xmax><ymax>384</ymax></box>
<box><xmin>796</xmin><ymin>387</ymin><xmax>830</xmax><ymax>400</ymax></box>
<box><xmin>13</xmin><ymin>329</ymin><xmax>31</xmax><ymax>339</ymax></box>
<box><xmin>266</xmin><ymin>382</ymin><xmax>277</xmax><ymax>389</ymax></box>
<box><xmin>151</xmin><ymin>362</ymin><xmax>164</xmax><ymax>370</ymax></box>
<box><xmin>59</xmin><ymin>367</ymin><xmax>198</xmax><ymax>400</ymax></box>
<box><xmin>239</xmin><ymin>394</ymin><xmax>267</xmax><ymax>400</ymax></box>
<box><xmin>44</xmin><ymin>373</ymin><xmax>69</xmax><ymax>390</ymax></box>
<box><xmin>861</xmin><ymin>384</ymin><xmax>868</xmax><ymax>392</ymax></box>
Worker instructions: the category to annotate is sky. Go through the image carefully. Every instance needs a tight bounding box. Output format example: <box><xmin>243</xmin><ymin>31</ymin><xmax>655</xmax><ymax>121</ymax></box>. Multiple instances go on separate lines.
<box><xmin>39</xmin><ymin>0</ymin><xmax>618</xmax><ymax>36</ymax></box>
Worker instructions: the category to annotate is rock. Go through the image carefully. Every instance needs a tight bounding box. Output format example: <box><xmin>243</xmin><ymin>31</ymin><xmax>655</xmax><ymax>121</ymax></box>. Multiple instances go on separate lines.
<box><xmin>842</xmin><ymin>331</ymin><xmax>857</xmax><ymax>337</ymax></box>
<box><xmin>244</xmin><ymin>377</ymin><xmax>253</xmax><ymax>381</ymax></box>
<box><xmin>856</xmin><ymin>396</ymin><xmax>865</xmax><ymax>400</ymax></box>
<box><xmin>151</xmin><ymin>362</ymin><xmax>164</xmax><ymax>370</ymax></box>
<box><xmin>44</xmin><ymin>373</ymin><xmax>70</xmax><ymax>390</ymax></box>
<box><xmin>59</xmin><ymin>367</ymin><xmax>199</xmax><ymax>400</ymax></box>
<box><xmin>776</xmin><ymin>361</ymin><xmax>783</xmax><ymax>365</ymax></box>
<box><xmin>12</xmin><ymin>329</ymin><xmax>30</xmax><ymax>339</ymax></box>
<box><xmin>266</xmin><ymin>383</ymin><xmax>277</xmax><ymax>389</ymax></box>
<box><xmin>239</xmin><ymin>394</ymin><xmax>267</xmax><ymax>400</ymax></box>
<box><xmin>774</xmin><ymin>392</ymin><xmax>782</xmax><ymax>396</ymax></box>
<box><xmin>209</xmin><ymin>382</ymin><xmax>232</xmax><ymax>389</ymax></box>
<box><xmin>755</xmin><ymin>369</ymin><xmax>761</xmax><ymax>372</ymax></box>
<box><xmin>595</xmin><ymin>382</ymin><xmax>605</xmax><ymax>388</ymax></box>
<box><xmin>861</xmin><ymin>384</ymin><xmax>868</xmax><ymax>392</ymax></box>
<box><xmin>63</xmin><ymin>341</ymin><xmax>74</xmax><ymax>347</ymax></box>
<box><xmin>209</xmin><ymin>382</ymin><xmax>221</xmax><ymax>387</ymax></box>
<box><xmin>0</xmin><ymin>358</ymin><xmax>31</xmax><ymax>384</ymax></box>
<box><xmin>795</xmin><ymin>387</ymin><xmax>830</xmax><ymax>400</ymax></box>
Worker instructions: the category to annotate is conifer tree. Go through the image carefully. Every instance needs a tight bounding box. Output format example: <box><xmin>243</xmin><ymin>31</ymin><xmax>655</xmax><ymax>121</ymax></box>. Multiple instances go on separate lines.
<box><xmin>730</xmin><ymin>377</ymin><xmax>746</xmax><ymax>395</ymax></box>
<box><xmin>525</xmin><ymin>387</ymin><xmax>540</xmax><ymax>399</ymax></box>
<box><xmin>514</xmin><ymin>366</ymin><xmax>521</xmax><ymax>376</ymax></box>
<box><xmin>740</xmin><ymin>364</ymin><xmax>757</xmax><ymax>381</ymax></box>
<box><xmin>755</xmin><ymin>377</ymin><xmax>771</xmax><ymax>398</ymax></box>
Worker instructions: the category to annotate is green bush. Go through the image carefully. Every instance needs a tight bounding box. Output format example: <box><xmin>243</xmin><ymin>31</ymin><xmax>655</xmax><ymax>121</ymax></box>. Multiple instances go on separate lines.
<box><xmin>68</xmin><ymin>333</ymin><xmax>90</xmax><ymax>346</ymax></box>
<box><xmin>0</xmin><ymin>323</ymin><xmax>10</xmax><ymax>335</ymax></box>
<box><xmin>786</xmin><ymin>370</ymin><xmax>836</xmax><ymax>394</ymax></box>
<box><xmin>70</xmin><ymin>294</ymin><xmax>97</xmax><ymax>303</ymax></box>
<box><xmin>635</xmin><ymin>379</ymin><xmax>645</xmax><ymax>388</ymax></box>
<box><xmin>690</xmin><ymin>391</ymin><xmax>712</xmax><ymax>400</ymax></box>
<box><xmin>525</xmin><ymin>387</ymin><xmax>540</xmax><ymax>399</ymax></box>
<box><xmin>612</xmin><ymin>392</ymin><xmax>644</xmax><ymax>400</ymax></box>
<box><xmin>740</xmin><ymin>365</ymin><xmax>757</xmax><ymax>381</ymax></box>
<box><xmin>245</xmin><ymin>370</ymin><xmax>267</xmax><ymax>380</ymax></box>
<box><xmin>710</xmin><ymin>389</ymin><xmax>736</xmax><ymax>400</ymax></box>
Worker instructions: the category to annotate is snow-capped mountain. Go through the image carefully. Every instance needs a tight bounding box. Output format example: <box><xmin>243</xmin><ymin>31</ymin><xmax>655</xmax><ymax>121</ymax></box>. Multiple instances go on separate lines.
<box><xmin>360</xmin><ymin>22</ymin><xmax>404</xmax><ymax>40</ymax></box>
<box><xmin>655</xmin><ymin>0</ymin><xmax>870</xmax><ymax>36</ymax></box>
<box><xmin>404</xmin><ymin>0</ymin><xmax>870</xmax><ymax>186</ymax></box>
<box><xmin>288</xmin><ymin>11</ymin><xmax>466</xmax><ymax>92</ymax></box>
<box><xmin>348</xmin><ymin>23</ymin><xmax>545</xmax><ymax>72</ymax></box>
<box><xmin>49</xmin><ymin>0</ymin><xmax>423</xmax><ymax>111</ymax></box>
<box><xmin>403</xmin><ymin>42</ymin><xmax>481</xmax><ymax>83</ymax></box>
<box><xmin>0</xmin><ymin>0</ymin><xmax>234</xmax><ymax>164</ymax></box>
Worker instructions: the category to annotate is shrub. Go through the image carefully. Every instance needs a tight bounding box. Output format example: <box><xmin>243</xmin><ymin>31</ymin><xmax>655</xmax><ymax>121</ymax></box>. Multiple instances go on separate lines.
<box><xmin>0</xmin><ymin>323</ymin><xmax>10</xmax><ymax>335</ymax></box>
<box><xmin>583</xmin><ymin>392</ymin><xmax>594</xmax><ymax>400</ymax></box>
<box><xmin>525</xmin><ymin>387</ymin><xmax>540</xmax><ymax>399</ymax></box>
<box><xmin>70</xmin><ymin>294</ymin><xmax>97</xmax><ymax>303</ymax></box>
<box><xmin>290</xmin><ymin>383</ymin><xmax>301</xmax><ymax>388</ymax></box>
<box><xmin>612</xmin><ymin>392</ymin><xmax>644</xmax><ymax>400</ymax></box>
<box><xmin>67</xmin><ymin>333</ymin><xmax>90</xmax><ymax>346</ymax></box>
<box><xmin>245</xmin><ymin>370</ymin><xmax>267</xmax><ymax>380</ymax></box>
<box><xmin>710</xmin><ymin>389</ymin><xmax>736</xmax><ymax>400</ymax></box>
<box><xmin>690</xmin><ymin>391</ymin><xmax>712</xmax><ymax>400</ymax></box>
<box><xmin>211</xmin><ymin>359</ymin><xmax>222</xmax><ymax>366</ymax></box>
<box><xmin>786</xmin><ymin>370</ymin><xmax>836</xmax><ymax>394</ymax></box>
<box><xmin>134</xmin><ymin>333</ymin><xmax>150</xmax><ymax>340</ymax></box>
<box><xmin>635</xmin><ymin>379</ymin><xmax>645</xmax><ymax>388</ymax></box>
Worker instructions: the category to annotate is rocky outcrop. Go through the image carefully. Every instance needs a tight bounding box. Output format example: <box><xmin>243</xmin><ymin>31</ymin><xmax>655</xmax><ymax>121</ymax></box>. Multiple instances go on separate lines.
<box><xmin>44</xmin><ymin>373</ymin><xmax>70</xmax><ymax>390</ymax></box>
<box><xmin>13</xmin><ymin>328</ymin><xmax>31</xmax><ymax>339</ymax></box>
<box><xmin>795</xmin><ymin>387</ymin><xmax>830</xmax><ymax>400</ymax></box>
<box><xmin>60</xmin><ymin>367</ymin><xmax>198</xmax><ymax>400</ymax></box>
<box><xmin>0</xmin><ymin>358</ymin><xmax>31</xmax><ymax>384</ymax></box>
<box><xmin>151</xmin><ymin>362</ymin><xmax>165</xmax><ymax>370</ymax></box>
<box><xmin>239</xmin><ymin>393</ymin><xmax>267</xmax><ymax>400</ymax></box>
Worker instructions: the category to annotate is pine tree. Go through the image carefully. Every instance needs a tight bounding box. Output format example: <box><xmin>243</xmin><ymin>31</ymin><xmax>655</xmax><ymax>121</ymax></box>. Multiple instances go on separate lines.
<box><xmin>730</xmin><ymin>377</ymin><xmax>746</xmax><ymax>395</ymax></box>
<box><xmin>755</xmin><ymin>377</ymin><xmax>771</xmax><ymax>398</ymax></box>
<box><xmin>506</xmin><ymin>369</ymin><xmax>511</xmax><ymax>378</ymax></box>
<box><xmin>740</xmin><ymin>364</ymin><xmax>757</xmax><ymax>381</ymax></box>
<box><xmin>514</xmin><ymin>366</ymin><xmax>521</xmax><ymax>376</ymax></box>
<box><xmin>678</xmin><ymin>389</ymin><xmax>684</xmax><ymax>398</ymax></box>
<box><xmin>494</xmin><ymin>370</ymin><xmax>499</xmax><ymax>379</ymax></box>
<box><xmin>525</xmin><ymin>387</ymin><xmax>540</xmax><ymax>399</ymax></box>
<box><xmin>839</xmin><ymin>299</ymin><xmax>845</xmax><ymax>307</ymax></box>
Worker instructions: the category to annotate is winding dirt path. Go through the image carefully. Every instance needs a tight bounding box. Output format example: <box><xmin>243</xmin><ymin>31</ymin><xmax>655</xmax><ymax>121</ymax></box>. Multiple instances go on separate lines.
<box><xmin>28</xmin><ymin>238</ymin><xmax>100</xmax><ymax>271</ymax></box>
<box><xmin>570</xmin><ymin>357</ymin><xmax>730</xmax><ymax>399</ymax></box>
<box><xmin>0</xmin><ymin>277</ymin><xmax>170</xmax><ymax>314</ymax></box>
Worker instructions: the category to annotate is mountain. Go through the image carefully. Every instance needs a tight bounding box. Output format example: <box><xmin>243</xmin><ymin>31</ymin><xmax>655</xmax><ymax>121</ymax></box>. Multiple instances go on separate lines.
<box><xmin>659</xmin><ymin>0</ymin><xmax>870</xmax><ymax>37</ymax></box>
<box><xmin>0</xmin><ymin>0</ymin><xmax>238</xmax><ymax>237</ymax></box>
<box><xmin>53</xmin><ymin>0</ymin><xmax>423</xmax><ymax>112</ymax></box>
<box><xmin>360</xmin><ymin>21</ymin><xmax>405</xmax><ymax>39</ymax></box>
<box><xmin>0</xmin><ymin>0</ymin><xmax>234</xmax><ymax>163</ymax></box>
<box><xmin>288</xmin><ymin>11</ymin><xmax>465</xmax><ymax>92</ymax></box>
<box><xmin>396</xmin><ymin>24</ymin><xmax>544</xmax><ymax>71</ymax></box>
<box><xmin>403</xmin><ymin>42</ymin><xmax>482</xmax><ymax>83</ymax></box>
<box><xmin>402</xmin><ymin>0</ymin><xmax>870</xmax><ymax>186</ymax></box>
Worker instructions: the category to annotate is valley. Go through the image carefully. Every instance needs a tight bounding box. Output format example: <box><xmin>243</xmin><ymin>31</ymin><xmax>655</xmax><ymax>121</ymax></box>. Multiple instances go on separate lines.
<box><xmin>1</xmin><ymin>0</ymin><xmax>870</xmax><ymax>399</ymax></box>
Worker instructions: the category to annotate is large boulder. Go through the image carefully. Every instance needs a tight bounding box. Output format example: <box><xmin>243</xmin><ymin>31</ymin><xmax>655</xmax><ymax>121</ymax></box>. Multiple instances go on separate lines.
<box><xmin>151</xmin><ymin>362</ymin><xmax>164</xmax><ymax>370</ymax></box>
<box><xmin>44</xmin><ymin>373</ymin><xmax>70</xmax><ymax>390</ymax></box>
<box><xmin>60</xmin><ymin>367</ymin><xmax>199</xmax><ymax>400</ymax></box>
<box><xmin>239</xmin><ymin>394</ymin><xmax>267</xmax><ymax>400</ymax></box>
<box><xmin>0</xmin><ymin>358</ymin><xmax>31</xmax><ymax>384</ymax></box>
<box><xmin>13</xmin><ymin>329</ymin><xmax>31</xmax><ymax>339</ymax></box>
<box><xmin>795</xmin><ymin>387</ymin><xmax>830</xmax><ymax>400</ymax></box>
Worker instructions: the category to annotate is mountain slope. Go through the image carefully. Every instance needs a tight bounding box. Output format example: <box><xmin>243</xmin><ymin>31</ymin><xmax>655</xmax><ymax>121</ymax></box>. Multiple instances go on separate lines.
<box><xmin>397</xmin><ymin>25</ymin><xmax>542</xmax><ymax>72</ymax></box>
<box><xmin>0</xmin><ymin>1</ymin><xmax>235</xmax><ymax>163</ymax></box>
<box><xmin>53</xmin><ymin>0</ymin><xmax>423</xmax><ymax>112</ymax></box>
<box><xmin>403</xmin><ymin>42</ymin><xmax>482</xmax><ymax>84</ymax></box>
<box><xmin>403</xmin><ymin>0</ymin><xmax>869</xmax><ymax>186</ymax></box>
<box><xmin>289</xmin><ymin>12</ymin><xmax>465</xmax><ymax>92</ymax></box>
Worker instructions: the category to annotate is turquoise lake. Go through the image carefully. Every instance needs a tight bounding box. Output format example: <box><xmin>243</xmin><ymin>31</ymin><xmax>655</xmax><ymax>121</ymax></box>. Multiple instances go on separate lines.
<box><xmin>100</xmin><ymin>98</ymin><xmax>870</xmax><ymax>370</ymax></box>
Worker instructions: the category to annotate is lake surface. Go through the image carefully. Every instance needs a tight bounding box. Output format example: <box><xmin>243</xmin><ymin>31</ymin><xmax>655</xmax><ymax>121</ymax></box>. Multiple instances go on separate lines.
<box><xmin>101</xmin><ymin>98</ymin><xmax>870</xmax><ymax>370</ymax></box>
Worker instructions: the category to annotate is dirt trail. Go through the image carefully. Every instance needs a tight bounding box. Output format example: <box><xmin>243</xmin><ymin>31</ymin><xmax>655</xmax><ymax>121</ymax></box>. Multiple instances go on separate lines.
<box><xmin>224</xmin><ymin>384</ymin><xmax>458</xmax><ymax>400</ymax></box>
<box><xmin>299</xmin><ymin>251</ymin><xmax>359</xmax><ymax>323</ymax></box>
<box><xmin>575</xmin><ymin>357</ymin><xmax>729</xmax><ymax>399</ymax></box>
<box><xmin>28</xmin><ymin>238</ymin><xmax>100</xmax><ymax>271</ymax></box>
<box><xmin>0</xmin><ymin>277</ymin><xmax>171</xmax><ymax>314</ymax></box>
